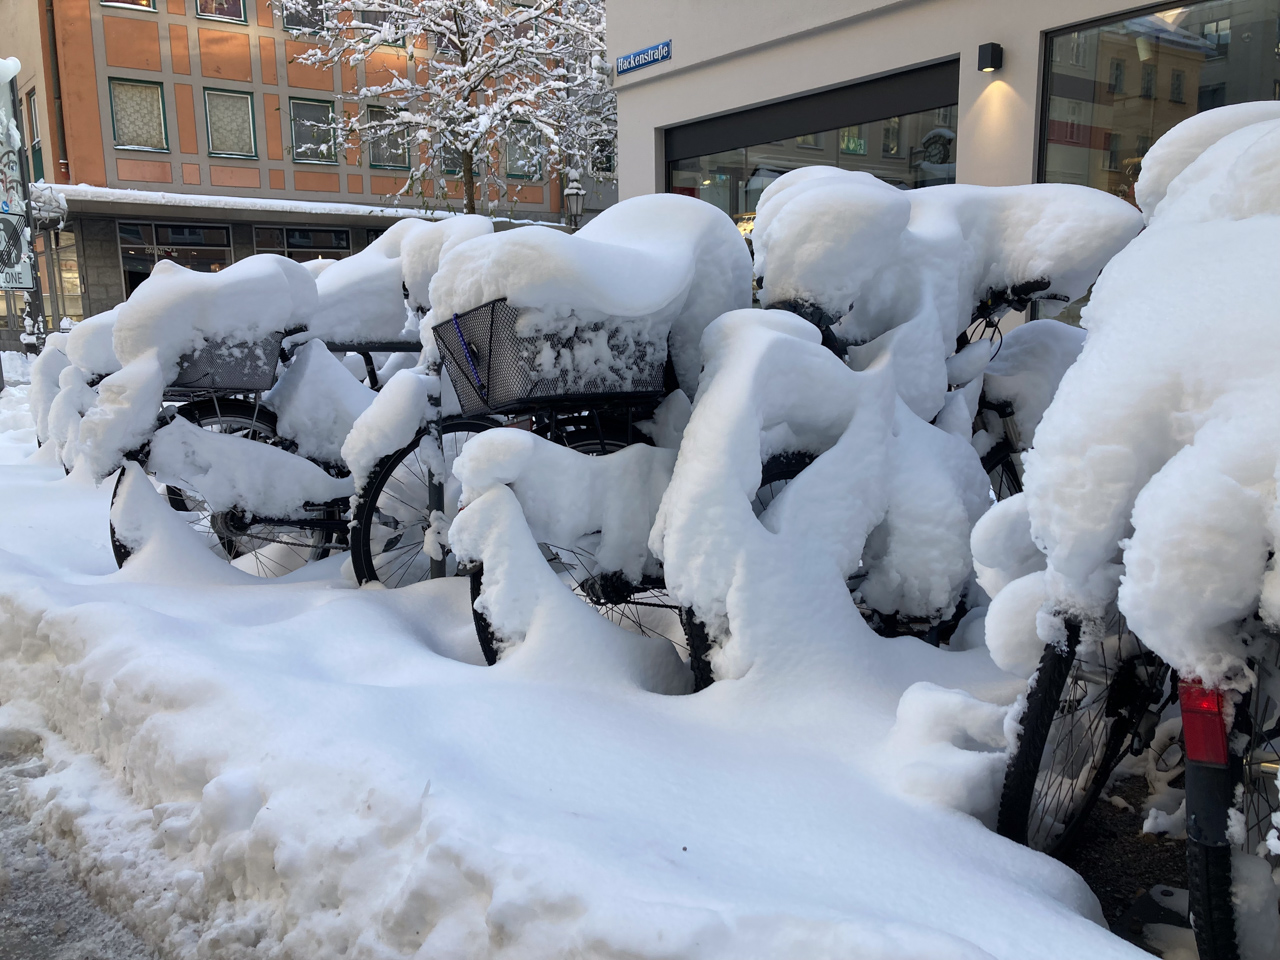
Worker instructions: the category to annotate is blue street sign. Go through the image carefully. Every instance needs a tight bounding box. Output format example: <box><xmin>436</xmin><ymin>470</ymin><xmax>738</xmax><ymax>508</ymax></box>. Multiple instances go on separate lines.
<box><xmin>616</xmin><ymin>40</ymin><xmax>672</xmax><ymax>76</ymax></box>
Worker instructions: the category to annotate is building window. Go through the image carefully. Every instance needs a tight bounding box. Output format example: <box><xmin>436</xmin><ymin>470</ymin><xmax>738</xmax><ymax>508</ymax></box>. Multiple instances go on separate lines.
<box><xmin>358</xmin><ymin>7</ymin><xmax>405</xmax><ymax>43</ymax></box>
<box><xmin>196</xmin><ymin>0</ymin><xmax>246</xmax><ymax>22</ymax></box>
<box><xmin>839</xmin><ymin>125</ymin><xmax>866</xmax><ymax>155</ymax></box>
<box><xmin>283</xmin><ymin>0</ymin><xmax>323</xmax><ymax>31</ymax></box>
<box><xmin>254</xmin><ymin>226</ymin><xmax>351</xmax><ymax>262</ymax></box>
<box><xmin>1043</xmin><ymin>0</ymin><xmax>1280</xmax><ymax>205</ymax></box>
<box><xmin>881</xmin><ymin>116</ymin><xmax>901</xmax><ymax>157</ymax></box>
<box><xmin>26</xmin><ymin>92</ymin><xmax>43</xmax><ymax>182</ymax></box>
<box><xmin>101</xmin><ymin>0</ymin><xmax>155</xmax><ymax>8</ymax></box>
<box><xmin>795</xmin><ymin>132</ymin><xmax>825</xmax><ymax>150</ymax></box>
<box><xmin>118</xmin><ymin>222</ymin><xmax>232</xmax><ymax>296</ymax></box>
<box><xmin>1107</xmin><ymin>58</ymin><xmax>1125</xmax><ymax>95</ymax></box>
<box><xmin>1102</xmin><ymin>133</ymin><xmax>1121</xmax><ymax>171</ymax></box>
<box><xmin>367</xmin><ymin>104</ymin><xmax>409</xmax><ymax>168</ymax></box>
<box><xmin>290</xmin><ymin>98</ymin><xmax>337</xmax><ymax>163</ymax></box>
<box><xmin>1141</xmin><ymin>63</ymin><xmax>1156</xmax><ymax>99</ymax></box>
<box><xmin>1136</xmin><ymin>135</ymin><xmax>1152</xmax><ymax>157</ymax></box>
<box><xmin>204</xmin><ymin>89</ymin><xmax>256</xmax><ymax>157</ymax></box>
<box><xmin>109</xmin><ymin>79</ymin><xmax>168</xmax><ymax>152</ymax></box>
<box><xmin>589</xmin><ymin>138</ymin><xmax>615</xmax><ymax>177</ymax></box>
<box><xmin>1203</xmin><ymin>18</ymin><xmax>1231</xmax><ymax>57</ymax></box>
<box><xmin>505</xmin><ymin>126</ymin><xmax>541</xmax><ymax>179</ymax></box>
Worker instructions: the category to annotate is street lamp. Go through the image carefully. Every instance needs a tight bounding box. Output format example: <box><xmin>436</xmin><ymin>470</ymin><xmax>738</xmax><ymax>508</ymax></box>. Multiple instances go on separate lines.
<box><xmin>563</xmin><ymin>169</ymin><xmax>586</xmax><ymax>232</ymax></box>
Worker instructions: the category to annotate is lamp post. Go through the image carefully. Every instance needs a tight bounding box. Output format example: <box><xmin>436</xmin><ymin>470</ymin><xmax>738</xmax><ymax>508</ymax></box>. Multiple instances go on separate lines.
<box><xmin>563</xmin><ymin>169</ymin><xmax>586</xmax><ymax>232</ymax></box>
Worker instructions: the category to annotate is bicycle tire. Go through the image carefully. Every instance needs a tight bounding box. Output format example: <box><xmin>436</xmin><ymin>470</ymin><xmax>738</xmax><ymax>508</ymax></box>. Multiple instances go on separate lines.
<box><xmin>110</xmin><ymin>399</ymin><xmax>336</xmax><ymax>578</ymax></box>
<box><xmin>470</xmin><ymin>415</ymin><xmax>694</xmax><ymax>675</ymax></box>
<box><xmin>350</xmin><ymin>416</ymin><xmax>500</xmax><ymax>587</ymax></box>
<box><xmin>997</xmin><ymin>620</ymin><xmax>1163</xmax><ymax>855</ymax></box>
<box><xmin>1185</xmin><ymin>646</ymin><xmax>1280</xmax><ymax>960</ymax></box>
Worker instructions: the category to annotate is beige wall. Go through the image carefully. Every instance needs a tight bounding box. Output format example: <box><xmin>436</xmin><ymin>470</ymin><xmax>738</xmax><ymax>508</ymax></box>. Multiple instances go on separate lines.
<box><xmin>609</xmin><ymin>0</ymin><xmax>1140</xmax><ymax>197</ymax></box>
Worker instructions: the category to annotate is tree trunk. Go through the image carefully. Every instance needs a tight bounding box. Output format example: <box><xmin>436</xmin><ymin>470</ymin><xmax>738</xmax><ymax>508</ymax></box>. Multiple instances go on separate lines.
<box><xmin>461</xmin><ymin>152</ymin><xmax>475</xmax><ymax>215</ymax></box>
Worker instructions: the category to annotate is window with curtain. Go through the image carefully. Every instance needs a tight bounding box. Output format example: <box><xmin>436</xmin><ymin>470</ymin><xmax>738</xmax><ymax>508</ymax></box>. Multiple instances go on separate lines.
<box><xmin>109</xmin><ymin>80</ymin><xmax>167</xmax><ymax>151</ymax></box>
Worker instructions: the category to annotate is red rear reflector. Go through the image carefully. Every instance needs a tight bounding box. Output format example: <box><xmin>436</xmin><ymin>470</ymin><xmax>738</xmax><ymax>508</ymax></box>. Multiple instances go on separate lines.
<box><xmin>1179</xmin><ymin>680</ymin><xmax>1229</xmax><ymax>766</ymax></box>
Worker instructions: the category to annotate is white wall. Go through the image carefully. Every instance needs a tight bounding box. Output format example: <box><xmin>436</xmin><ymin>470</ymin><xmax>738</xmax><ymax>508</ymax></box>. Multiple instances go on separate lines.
<box><xmin>610</xmin><ymin>0</ymin><xmax>1133</xmax><ymax>197</ymax></box>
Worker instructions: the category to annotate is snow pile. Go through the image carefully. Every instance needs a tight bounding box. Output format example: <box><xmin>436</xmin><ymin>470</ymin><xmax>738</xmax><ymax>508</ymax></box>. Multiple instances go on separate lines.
<box><xmin>305</xmin><ymin>218</ymin><xmax>432</xmax><ymax>344</ymax></box>
<box><xmin>981</xmin><ymin>319</ymin><xmax>1086</xmax><ymax>450</ymax></box>
<box><xmin>985</xmin><ymin>104</ymin><xmax>1280</xmax><ymax>687</ymax></box>
<box><xmin>751</xmin><ymin>170</ymin><xmax>1142</xmax><ymax>421</ymax></box>
<box><xmin>402</xmin><ymin>214</ymin><xmax>494</xmax><ymax>316</ymax></box>
<box><xmin>28</xmin><ymin>333</ymin><xmax>69</xmax><ymax>444</ymax></box>
<box><xmin>64</xmin><ymin>309</ymin><xmax>123</xmax><ymax>378</ymax></box>
<box><xmin>1</xmin><ymin>350</ymin><xmax>33</xmax><ymax>385</ymax></box>
<box><xmin>0</xmin><ymin>385</ymin><xmax>1141</xmax><ymax>960</ymax></box>
<box><xmin>265</xmin><ymin>340</ymin><xmax>376</xmax><ymax>464</ymax></box>
<box><xmin>428</xmin><ymin>194</ymin><xmax>752</xmax><ymax>396</ymax></box>
<box><xmin>69</xmin><ymin>256</ymin><xmax>318</xmax><ymax>480</ymax></box>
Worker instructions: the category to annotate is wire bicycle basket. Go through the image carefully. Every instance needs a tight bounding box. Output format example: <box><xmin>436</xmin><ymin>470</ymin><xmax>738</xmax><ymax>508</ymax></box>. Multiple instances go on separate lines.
<box><xmin>168</xmin><ymin>330</ymin><xmax>285</xmax><ymax>393</ymax></box>
<box><xmin>433</xmin><ymin>298</ymin><xmax>666</xmax><ymax>415</ymax></box>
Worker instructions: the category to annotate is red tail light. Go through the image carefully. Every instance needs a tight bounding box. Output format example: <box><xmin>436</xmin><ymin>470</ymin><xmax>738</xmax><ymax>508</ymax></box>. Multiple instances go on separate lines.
<box><xmin>1179</xmin><ymin>679</ymin><xmax>1229</xmax><ymax>765</ymax></box>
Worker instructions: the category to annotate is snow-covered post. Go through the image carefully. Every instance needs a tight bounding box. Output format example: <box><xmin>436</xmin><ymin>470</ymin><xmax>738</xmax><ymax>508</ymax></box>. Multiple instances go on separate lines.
<box><xmin>280</xmin><ymin>0</ymin><xmax>614</xmax><ymax>217</ymax></box>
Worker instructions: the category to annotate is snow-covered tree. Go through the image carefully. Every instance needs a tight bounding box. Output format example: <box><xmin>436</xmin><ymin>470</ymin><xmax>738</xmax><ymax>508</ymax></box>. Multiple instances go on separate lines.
<box><xmin>280</xmin><ymin>0</ymin><xmax>613</xmax><ymax>216</ymax></box>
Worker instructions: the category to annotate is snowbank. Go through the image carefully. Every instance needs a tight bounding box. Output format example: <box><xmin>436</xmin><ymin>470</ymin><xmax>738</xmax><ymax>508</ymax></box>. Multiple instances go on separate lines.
<box><xmin>1009</xmin><ymin>105</ymin><xmax>1280</xmax><ymax>685</ymax></box>
<box><xmin>0</xmin><ymin>384</ymin><xmax>1143</xmax><ymax>960</ymax></box>
<box><xmin>428</xmin><ymin>194</ymin><xmax>752</xmax><ymax>396</ymax></box>
<box><xmin>1</xmin><ymin>350</ymin><xmax>32</xmax><ymax>385</ymax></box>
<box><xmin>752</xmin><ymin>170</ymin><xmax>1141</xmax><ymax>420</ymax></box>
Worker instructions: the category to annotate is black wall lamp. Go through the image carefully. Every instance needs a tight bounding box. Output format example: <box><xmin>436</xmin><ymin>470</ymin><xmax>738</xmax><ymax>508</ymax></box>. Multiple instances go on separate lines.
<box><xmin>977</xmin><ymin>42</ymin><xmax>1004</xmax><ymax>72</ymax></box>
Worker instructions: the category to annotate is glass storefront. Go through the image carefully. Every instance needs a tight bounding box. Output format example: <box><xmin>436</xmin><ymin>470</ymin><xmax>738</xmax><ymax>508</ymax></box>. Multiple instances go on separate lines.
<box><xmin>119</xmin><ymin>222</ymin><xmax>234</xmax><ymax>296</ymax></box>
<box><xmin>669</xmin><ymin>105</ymin><xmax>957</xmax><ymax>231</ymax></box>
<box><xmin>254</xmin><ymin>226</ymin><xmax>351</xmax><ymax>262</ymax></box>
<box><xmin>33</xmin><ymin>229</ymin><xmax>83</xmax><ymax>327</ymax></box>
<box><xmin>1043</xmin><ymin>0</ymin><xmax>1280</xmax><ymax>203</ymax></box>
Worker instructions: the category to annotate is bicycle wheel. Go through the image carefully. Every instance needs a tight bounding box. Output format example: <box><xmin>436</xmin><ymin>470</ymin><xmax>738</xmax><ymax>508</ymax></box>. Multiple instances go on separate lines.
<box><xmin>350</xmin><ymin>416</ymin><xmax>499</xmax><ymax>587</ymax></box>
<box><xmin>472</xmin><ymin>415</ymin><xmax>690</xmax><ymax>670</ymax></box>
<box><xmin>1184</xmin><ymin>642</ymin><xmax>1280</xmax><ymax>960</ymax></box>
<box><xmin>998</xmin><ymin>618</ymin><xmax>1168</xmax><ymax>855</ymax></box>
<box><xmin>111</xmin><ymin>399</ymin><xmax>336</xmax><ymax>578</ymax></box>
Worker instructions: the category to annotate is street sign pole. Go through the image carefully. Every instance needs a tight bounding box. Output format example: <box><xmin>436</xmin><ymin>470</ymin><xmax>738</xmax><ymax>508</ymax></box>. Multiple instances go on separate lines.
<box><xmin>2</xmin><ymin>71</ymin><xmax>45</xmax><ymax>350</ymax></box>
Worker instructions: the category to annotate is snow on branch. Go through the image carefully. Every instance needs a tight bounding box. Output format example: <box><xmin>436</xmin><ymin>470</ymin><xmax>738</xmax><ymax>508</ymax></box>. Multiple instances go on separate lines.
<box><xmin>277</xmin><ymin>0</ymin><xmax>614</xmax><ymax>217</ymax></box>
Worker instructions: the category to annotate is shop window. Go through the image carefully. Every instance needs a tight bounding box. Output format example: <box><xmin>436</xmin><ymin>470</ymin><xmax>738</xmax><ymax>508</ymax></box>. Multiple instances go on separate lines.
<box><xmin>109</xmin><ymin>79</ymin><xmax>168</xmax><ymax>152</ymax></box>
<box><xmin>205</xmin><ymin>90</ymin><xmax>256</xmax><ymax>158</ymax></box>
<box><xmin>290</xmin><ymin>98</ymin><xmax>337</xmax><ymax>163</ymax></box>
<box><xmin>254</xmin><ymin>226</ymin><xmax>351</xmax><ymax>262</ymax></box>
<box><xmin>665</xmin><ymin>102</ymin><xmax>957</xmax><ymax>228</ymax></box>
<box><xmin>118</xmin><ymin>222</ymin><xmax>232</xmax><ymax>296</ymax></box>
<box><xmin>31</xmin><ymin>229</ymin><xmax>83</xmax><ymax>327</ymax></box>
<box><xmin>881</xmin><ymin>116</ymin><xmax>901</xmax><ymax>157</ymax></box>
<box><xmin>839</xmin><ymin>125</ymin><xmax>866</xmax><ymax>155</ymax></box>
<box><xmin>367</xmin><ymin>105</ymin><xmax>410</xmax><ymax>169</ymax></box>
<box><xmin>197</xmin><ymin>0</ymin><xmax>246</xmax><ymax>22</ymax></box>
<box><xmin>1043</xmin><ymin>0</ymin><xmax>1280</xmax><ymax>204</ymax></box>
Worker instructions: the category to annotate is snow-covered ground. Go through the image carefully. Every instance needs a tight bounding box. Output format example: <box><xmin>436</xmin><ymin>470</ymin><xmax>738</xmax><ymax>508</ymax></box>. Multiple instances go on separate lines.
<box><xmin>0</xmin><ymin>380</ymin><xmax>1148</xmax><ymax>959</ymax></box>
<box><xmin>1</xmin><ymin>351</ymin><xmax>32</xmax><ymax>386</ymax></box>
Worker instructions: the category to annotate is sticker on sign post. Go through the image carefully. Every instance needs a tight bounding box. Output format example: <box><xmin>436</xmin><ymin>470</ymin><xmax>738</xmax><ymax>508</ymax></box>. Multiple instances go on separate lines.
<box><xmin>616</xmin><ymin>40</ymin><xmax>671</xmax><ymax>76</ymax></box>
<box><xmin>0</xmin><ymin>213</ymin><xmax>32</xmax><ymax>290</ymax></box>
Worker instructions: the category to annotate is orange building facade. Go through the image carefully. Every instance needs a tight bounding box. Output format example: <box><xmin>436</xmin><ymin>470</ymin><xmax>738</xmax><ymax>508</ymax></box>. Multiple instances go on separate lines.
<box><xmin>1</xmin><ymin>0</ymin><xmax>614</xmax><ymax>347</ymax></box>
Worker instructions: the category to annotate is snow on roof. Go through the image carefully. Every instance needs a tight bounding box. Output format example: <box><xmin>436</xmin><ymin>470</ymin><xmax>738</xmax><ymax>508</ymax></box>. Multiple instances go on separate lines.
<box><xmin>39</xmin><ymin>183</ymin><xmax>445</xmax><ymax>222</ymax></box>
